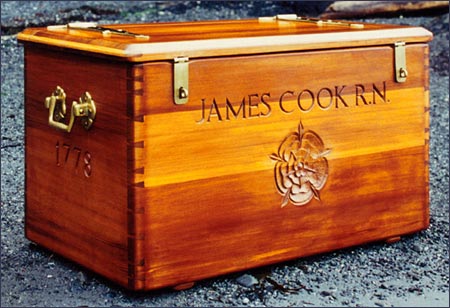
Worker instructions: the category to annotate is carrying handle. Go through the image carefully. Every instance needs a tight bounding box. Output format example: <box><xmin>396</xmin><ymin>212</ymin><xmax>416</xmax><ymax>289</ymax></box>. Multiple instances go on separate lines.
<box><xmin>47</xmin><ymin>22</ymin><xmax>150</xmax><ymax>40</ymax></box>
<box><xmin>44</xmin><ymin>86</ymin><xmax>96</xmax><ymax>133</ymax></box>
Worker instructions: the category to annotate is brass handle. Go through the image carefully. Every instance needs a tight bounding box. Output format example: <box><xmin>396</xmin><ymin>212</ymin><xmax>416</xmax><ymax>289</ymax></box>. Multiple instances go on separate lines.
<box><xmin>47</xmin><ymin>22</ymin><xmax>150</xmax><ymax>40</ymax></box>
<box><xmin>45</xmin><ymin>86</ymin><xmax>96</xmax><ymax>133</ymax></box>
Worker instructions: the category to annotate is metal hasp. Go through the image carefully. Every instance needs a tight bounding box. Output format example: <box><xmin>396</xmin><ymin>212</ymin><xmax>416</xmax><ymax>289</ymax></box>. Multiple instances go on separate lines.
<box><xmin>394</xmin><ymin>41</ymin><xmax>408</xmax><ymax>83</ymax></box>
<box><xmin>174</xmin><ymin>57</ymin><xmax>189</xmax><ymax>105</ymax></box>
<box><xmin>45</xmin><ymin>86</ymin><xmax>96</xmax><ymax>133</ymax></box>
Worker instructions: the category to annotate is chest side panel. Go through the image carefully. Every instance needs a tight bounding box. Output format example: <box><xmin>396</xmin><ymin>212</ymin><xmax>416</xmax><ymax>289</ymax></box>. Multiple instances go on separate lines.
<box><xmin>24</xmin><ymin>47</ymin><xmax>130</xmax><ymax>287</ymax></box>
<box><xmin>132</xmin><ymin>44</ymin><xmax>429</xmax><ymax>289</ymax></box>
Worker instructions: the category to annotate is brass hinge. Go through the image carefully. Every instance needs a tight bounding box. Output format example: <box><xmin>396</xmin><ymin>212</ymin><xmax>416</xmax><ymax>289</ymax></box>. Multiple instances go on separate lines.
<box><xmin>47</xmin><ymin>22</ymin><xmax>150</xmax><ymax>40</ymax></box>
<box><xmin>394</xmin><ymin>41</ymin><xmax>408</xmax><ymax>83</ymax></box>
<box><xmin>174</xmin><ymin>57</ymin><xmax>189</xmax><ymax>105</ymax></box>
<box><xmin>259</xmin><ymin>14</ymin><xmax>364</xmax><ymax>29</ymax></box>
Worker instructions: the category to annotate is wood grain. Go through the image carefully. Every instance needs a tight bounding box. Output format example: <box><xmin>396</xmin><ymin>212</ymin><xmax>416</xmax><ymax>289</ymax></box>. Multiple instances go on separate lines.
<box><xmin>22</xmin><ymin>19</ymin><xmax>430</xmax><ymax>291</ymax></box>
<box><xmin>17</xmin><ymin>19</ymin><xmax>432</xmax><ymax>61</ymax></box>
<box><xmin>24</xmin><ymin>46</ymin><xmax>131</xmax><ymax>287</ymax></box>
<box><xmin>141</xmin><ymin>146</ymin><xmax>427</xmax><ymax>289</ymax></box>
<box><xmin>130</xmin><ymin>44</ymin><xmax>429</xmax><ymax>289</ymax></box>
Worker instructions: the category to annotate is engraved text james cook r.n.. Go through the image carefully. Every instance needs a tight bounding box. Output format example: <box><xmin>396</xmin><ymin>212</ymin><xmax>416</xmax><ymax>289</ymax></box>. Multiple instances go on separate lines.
<box><xmin>196</xmin><ymin>81</ymin><xmax>388</xmax><ymax>123</ymax></box>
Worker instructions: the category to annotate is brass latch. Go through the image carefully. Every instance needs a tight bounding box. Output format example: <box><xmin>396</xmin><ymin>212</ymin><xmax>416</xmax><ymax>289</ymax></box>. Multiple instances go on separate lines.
<box><xmin>174</xmin><ymin>57</ymin><xmax>189</xmax><ymax>105</ymax></box>
<box><xmin>394</xmin><ymin>41</ymin><xmax>408</xmax><ymax>83</ymax></box>
<box><xmin>45</xmin><ymin>86</ymin><xmax>96</xmax><ymax>133</ymax></box>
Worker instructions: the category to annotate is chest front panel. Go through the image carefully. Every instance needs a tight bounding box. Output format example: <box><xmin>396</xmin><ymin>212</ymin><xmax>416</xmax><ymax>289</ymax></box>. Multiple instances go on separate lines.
<box><xmin>129</xmin><ymin>44</ymin><xmax>429</xmax><ymax>289</ymax></box>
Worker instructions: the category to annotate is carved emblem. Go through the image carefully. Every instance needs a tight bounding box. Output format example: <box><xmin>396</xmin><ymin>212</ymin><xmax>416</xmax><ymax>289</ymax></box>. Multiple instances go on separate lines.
<box><xmin>270</xmin><ymin>121</ymin><xmax>330</xmax><ymax>208</ymax></box>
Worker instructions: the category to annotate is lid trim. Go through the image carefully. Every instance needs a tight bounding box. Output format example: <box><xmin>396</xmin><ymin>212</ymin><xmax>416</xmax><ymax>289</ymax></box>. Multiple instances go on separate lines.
<box><xmin>123</xmin><ymin>27</ymin><xmax>432</xmax><ymax>61</ymax></box>
<box><xmin>18</xmin><ymin>26</ymin><xmax>432</xmax><ymax>62</ymax></box>
<box><xmin>18</xmin><ymin>31</ymin><xmax>129</xmax><ymax>58</ymax></box>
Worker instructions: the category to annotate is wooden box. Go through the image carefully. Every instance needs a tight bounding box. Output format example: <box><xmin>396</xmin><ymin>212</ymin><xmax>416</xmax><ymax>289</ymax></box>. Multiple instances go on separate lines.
<box><xmin>18</xmin><ymin>15</ymin><xmax>432</xmax><ymax>291</ymax></box>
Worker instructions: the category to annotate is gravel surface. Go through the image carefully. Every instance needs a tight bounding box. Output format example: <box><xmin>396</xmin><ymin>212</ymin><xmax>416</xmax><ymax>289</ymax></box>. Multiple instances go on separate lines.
<box><xmin>1</xmin><ymin>1</ymin><xmax>449</xmax><ymax>307</ymax></box>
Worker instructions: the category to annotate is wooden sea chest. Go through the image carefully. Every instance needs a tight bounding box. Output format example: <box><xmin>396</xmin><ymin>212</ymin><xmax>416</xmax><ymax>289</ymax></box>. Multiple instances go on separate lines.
<box><xmin>18</xmin><ymin>15</ymin><xmax>432</xmax><ymax>291</ymax></box>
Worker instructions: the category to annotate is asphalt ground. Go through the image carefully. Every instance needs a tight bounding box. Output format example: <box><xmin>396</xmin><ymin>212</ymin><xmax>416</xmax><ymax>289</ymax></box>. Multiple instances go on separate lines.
<box><xmin>1</xmin><ymin>1</ymin><xmax>449</xmax><ymax>307</ymax></box>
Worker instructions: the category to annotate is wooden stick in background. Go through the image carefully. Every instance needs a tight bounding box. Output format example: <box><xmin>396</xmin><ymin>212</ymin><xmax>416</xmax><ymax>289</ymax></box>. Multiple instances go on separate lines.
<box><xmin>320</xmin><ymin>1</ymin><xmax>449</xmax><ymax>19</ymax></box>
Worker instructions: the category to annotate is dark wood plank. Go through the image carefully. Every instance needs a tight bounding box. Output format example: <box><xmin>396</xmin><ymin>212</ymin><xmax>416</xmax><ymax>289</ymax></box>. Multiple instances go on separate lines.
<box><xmin>24</xmin><ymin>47</ymin><xmax>131</xmax><ymax>287</ymax></box>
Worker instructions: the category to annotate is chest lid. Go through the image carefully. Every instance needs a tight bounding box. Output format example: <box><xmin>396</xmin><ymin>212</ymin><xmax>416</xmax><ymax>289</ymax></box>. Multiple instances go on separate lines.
<box><xmin>17</xmin><ymin>14</ymin><xmax>432</xmax><ymax>62</ymax></box>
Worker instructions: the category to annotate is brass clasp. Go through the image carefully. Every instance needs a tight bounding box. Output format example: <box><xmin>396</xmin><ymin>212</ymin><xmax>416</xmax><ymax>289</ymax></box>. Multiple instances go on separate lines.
<box><xmin>45</xmin><ymin>86</ymin><xmax>96</xmax><ymax>133</ymax></box>
<box><xmin>174</xmin><ymin>57</ymin><xmax>189</xmax><ymax>105</ymax></box>
<box><xmin>394</xmin><ymin>41</ymin><xmax>408</xmax><ymax>83</ymax></box>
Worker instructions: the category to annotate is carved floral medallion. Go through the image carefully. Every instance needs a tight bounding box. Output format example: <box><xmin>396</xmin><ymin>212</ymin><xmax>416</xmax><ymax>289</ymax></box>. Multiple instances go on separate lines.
<box><xmin>270</xmin><ymin>121</ymin><xmax>331</xmax><ymax>208</ymax></box>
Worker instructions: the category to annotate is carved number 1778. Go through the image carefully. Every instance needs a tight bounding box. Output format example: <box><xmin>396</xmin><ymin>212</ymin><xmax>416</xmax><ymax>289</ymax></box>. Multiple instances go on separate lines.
<box><xmin>55</xmin><ymin>141</ymin><xmax>92</xmax><ymax>177</ymax></box>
